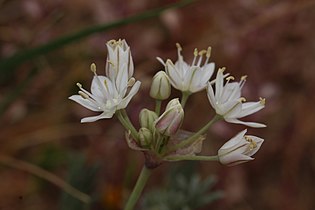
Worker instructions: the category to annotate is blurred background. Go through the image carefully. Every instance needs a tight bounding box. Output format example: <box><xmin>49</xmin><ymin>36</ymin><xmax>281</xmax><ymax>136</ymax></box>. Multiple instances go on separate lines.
<box><xmin>1</xmin><ymin>0</ymin><xmax>315</xmax><ymax>209</ymax></box>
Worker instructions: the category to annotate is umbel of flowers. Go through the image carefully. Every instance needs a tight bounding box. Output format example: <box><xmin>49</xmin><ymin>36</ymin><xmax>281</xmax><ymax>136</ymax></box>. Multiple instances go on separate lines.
<box><xmin>69</xmin><ymin>39</ymin><xmax>266</xmax><ymax>210</ymax></box>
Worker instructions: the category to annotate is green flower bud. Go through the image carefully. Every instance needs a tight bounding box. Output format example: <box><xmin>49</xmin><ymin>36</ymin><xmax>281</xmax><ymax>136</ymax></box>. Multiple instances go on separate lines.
<box><xmin>139</xmin><ymin>128</ymin><xmax>153</xmax><ymax>147</ymax></box>
<box><xmin>139</xmin><ymin>109</ymin><xmax>158</xmax><ymax>130</ymax></box>
<box><xmin>150</xmin><ymin>71</ymin><xmax>171</xmax><ymax>100</ymax></box>
<box><xmin>155</xmin><ymin>98</ymin><xmax>184</xmax><ymax>136</ymax></box>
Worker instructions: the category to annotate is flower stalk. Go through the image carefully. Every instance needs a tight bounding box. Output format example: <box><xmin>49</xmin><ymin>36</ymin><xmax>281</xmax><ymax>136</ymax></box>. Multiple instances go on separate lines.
<box><xmin>124</xmin><ymin>166</ymin><xmax>152</xmax><ymax>210</ymax></box>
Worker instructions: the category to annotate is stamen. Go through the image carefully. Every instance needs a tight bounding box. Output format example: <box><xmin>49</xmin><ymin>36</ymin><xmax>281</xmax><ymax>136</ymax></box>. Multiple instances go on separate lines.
<box><xmin>176</xmin><ymin>43</ymin><xmax>183</xmax><ymax>60</ymax></box>
<box><xmin>128</xmin><ymin>77</ymin><xmax>136</xmax><ymax>87</ymax></box>
<box><xmin>76</xmin><ymin>83</ymin><xmax>82</xmax><ymax>88</ymax></box>
<box><xmin>204</xmin><ymin>46</ymin><xmax>212</xmax><ymax>64</ymax></box>
<box><xmin>176</xmin><ymin>43</ymin><xmax>182</xmax><ymax>51</ymax></box>
<box><xmin>239</xmin><ymin>97</ymin><xmax>246</xmax><ymax>102</ymax></box>
<box><xmin>197</xmin><ymin>50</ymin><xmax>206</xmax><ymax>66</ymax></box>
<box><xmin>226</xmin><ymin>76</ymin><xmax>235</xmax><ymax>82</ymax></box>
<box><xmin>107</xmin><ymin>60</ymin><xmax>115</xmax><ymax>67</ymax></box>
<box><xmin>206</xmin><ymin>47</ymin><xmax>211</xmax><ymax>58</ymax></box>
<box><xmin>90</xmin><ymin>63</ymin><xmax>97</xmax><ymax>73</ymax></box>
<box><xmin>156</xmin><ymin>57</ymin><xmax>166</xmax><ymax>66</ymax></box>
<box><xmin>241</xmin><ymin>75</ymin><xmax>248</xmax><ymax>81</ymax></box>
<box><xmin>192</xmin><ymin>48</ymin><xmax>198</xmax><ymax>65</ymax></box>
<box><xmin>79</xmin><ymin>91</ymin><xmax>89</xmax><ymax>99</ymax></box>
<box><xmin>245</xmin><ymin>136</ymin><xmax>257</xmax><ymax>150</ymax></box>
<box><xmin>259</xmin><ymin>97</ymin><xmax>266</xmax><ymax>105</ymax></box>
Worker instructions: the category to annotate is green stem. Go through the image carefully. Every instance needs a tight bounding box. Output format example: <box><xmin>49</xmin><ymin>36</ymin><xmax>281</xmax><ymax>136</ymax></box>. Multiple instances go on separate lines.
<box><xmin>124</xmin><ymin>166</ymin><xmax>152</xmax><ymax>210</ymax></box>
<box><xmin>116</xmin><ymin>110</ymin><xmax>139</xmax><ymax>141</ymax></box>
<box><xmin>165</xmin><ymin>155</ymin><xmax>219</xmax><ymax>161</ymax></box>
<box><xmin>155</xmin><ymin>100</ymin><xmax>162</xmax><ymax>115</ymax></box>
<box><xmin>167</xmin><ymin>114</ymin><xmax>222</xmax><ymax>154</ymax></box>
<box><xmin>181</xmin><ymin>91</ymin><xmax>190</xmax><ymax>108</ymax></box>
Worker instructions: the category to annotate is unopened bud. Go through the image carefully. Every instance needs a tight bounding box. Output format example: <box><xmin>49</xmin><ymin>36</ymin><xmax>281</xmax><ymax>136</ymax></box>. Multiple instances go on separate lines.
<box><xmin>150</xmin><ymin>71</ymin><xmax>171</xmax><ymax>100</ymax></box>
<box><xmin>139</xmin><ymin>128</ymin><xmax>153</xmax><ymax>147</ymax></box>
<box><xmin>139</xmin><ymin>109</ymin><xmax>158</xmax><ymax>130</ymax></box>
<box><xmin>155</xmin><ymin>98</ymin><xmax>184</xmax><ymax>136</ymax></box>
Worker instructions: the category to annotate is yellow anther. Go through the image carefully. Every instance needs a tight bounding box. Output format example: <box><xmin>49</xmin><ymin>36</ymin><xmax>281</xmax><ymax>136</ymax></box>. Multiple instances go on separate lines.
<box><xmin>176</xmin><ymin>43</ymin><xmax>182</xmax><ymax>51</ymax></box>
<box><xmin>206</xmin><ymin>46</ymin><xmax>212</xmax><ymax>58</ymax></box>
<box><xmin>107</xmin><ymin>60</ymin><xmax>115</xmax><ymax>66</ymax></box>
<box><xmin>259</xmin><ymin>97</ymin><xmax>266</xmax><ymax>105</ymax></box>
<box><xmin>241</xmin><ymin>75</ymin><xmax>248</xmax><ymax>81</ymax></box>
<box><xmin>245</xmin><ymin>136</ymin><xmax>257</xmax><ymax>150</ymax></box>
<box><xmin>76</xmin><ymin>83</ymin><xmax>82</xmax><ymax>88</ymax></box>
<box><xmin>128</xmin><ymin>77</ymin><xmax>136</xmax><ymax>87</ymax></box>
<box><xmin>193</xmin><ymin>48</ymin><xmax>198</xmax><ymax>57</ymax></box>
<box><xmin>79</xmin><ymin>91</ymin><xmax>89</xmax><ymax>99</ymax></box>
<box><xmin>90</xmin><ymin>63</ymin><xmax>97</xmax><ymax>73</ymax></box>
<box><xmin>104</xmin><ymin>79</ymin><xmax>109</xmax><ymax>91</ymax></box>
<box><xmin>226</xmin><ymin>76</ymin><xmax>235</xmax><ymax>81</ymax></box>
<box><xmin>107</xmin><ymin>39</ymin><xmax>116</xmax><ymax>46</ymax></box>
<box><xmin>239</xmin><ymin>97</ymin><xmax>246</xmax><ymax>102</ymax></box>
<box><xmin>198</xmin><ymin>49</ymin><xmax>207</xmax><ymax>56</ymax></box>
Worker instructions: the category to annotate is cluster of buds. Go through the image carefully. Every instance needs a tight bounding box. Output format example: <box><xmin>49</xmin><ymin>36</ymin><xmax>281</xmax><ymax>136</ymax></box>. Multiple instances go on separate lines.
<box><xmin>69</xmin><ymin>39</ymin><xmax>266</xmax><ymax>168</ymax></box>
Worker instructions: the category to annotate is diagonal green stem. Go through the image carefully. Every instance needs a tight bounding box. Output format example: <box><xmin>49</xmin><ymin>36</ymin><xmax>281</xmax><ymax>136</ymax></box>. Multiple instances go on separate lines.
<box><xmin>124</xmin><ymin>166</ymin><xmax>152</xmax><ymax>210</ymax></box>
<box><xmin>116</xmin><ymin>110</ymin><xmax>139</xmax><ymax>141</ymax></box>
<box><xmin>167</xmin><ymin>114</ymin><xmax>222</xmax><ymax>154</ymax></box>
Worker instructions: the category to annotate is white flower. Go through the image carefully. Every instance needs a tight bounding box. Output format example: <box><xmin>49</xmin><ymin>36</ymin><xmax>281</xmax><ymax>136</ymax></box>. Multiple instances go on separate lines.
<box><xmin>207</xmin><ymin>68</ymin><xmax>266</xmax><ymax>128</ymax></box>
<box><xmin>157</xmin><ymin>43</ymin><xmax>215</xmax><ymax>93</ymax></box>
<box><xmin>218</xmin><ymin>129</ymin><xmax>264</xmax><ymax>166</ymax></box>
<box><xmin>69</xmin><ymin>39</ymin><xmax>141</xmax><ymax>123</ymax></box>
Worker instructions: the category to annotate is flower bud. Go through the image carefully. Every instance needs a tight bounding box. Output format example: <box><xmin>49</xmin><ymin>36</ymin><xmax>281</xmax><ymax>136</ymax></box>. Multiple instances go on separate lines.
<box><xmin>138</xmin><ymin>128</ymin><xmax>153</xmax><ymax>147</ymax></box>
<box><xmin>218</xmin><ymin>129</ymin><xmax>264</xmax><ymax>166</ymax></box>
<box><xmin>139</xmin><ymin>109</ymin><xmax>158</xmax><ymax>130</ymax></box>
<box><xmin>155</xmin><ymin>98</ymin><xmax>184</xmax><ymax>136</ymax></box>
<box><xmin>150</xmin><ymin>71</ymin><xmax>171</xmax><ymax>100</ymax></box>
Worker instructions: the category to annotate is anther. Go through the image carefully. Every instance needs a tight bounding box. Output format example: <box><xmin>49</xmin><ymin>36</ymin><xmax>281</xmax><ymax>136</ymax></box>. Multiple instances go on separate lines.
<box><xmin>194</xmin><ymin>48</ymin><xmax>198</xmax><ymax>57</ymax></box>
<box><xmin>90</xmin><ymin>63</ymin><xmax>97</xmax><ymax>73</ymax></box>
<box><xmin>241</xmin><ymin>75</ymin><xmax>248</xmax><ymax>81</ymax></box>
<box><xmin>239</xmin><ymin>97</ymin><xmax>246</xmax><ymax>102</ymax></box>
<box><xmin>259</xmin><ymin>97</ymin><xmax>266</xmax><ymax>105</ymax></box>
<box><xmin>198</xmin><ymin>50</ymin><xmax>207</xmax><ymax>56</ymax></box>
<box><xmin>76</xmin><ymin>83</ymin><xmax>82</xmax><ymax>88</ymax></box>
<box><xmin>128</xmin><ymin>77</ymin><xmax>136</xmax><ymax>87</ymax></box>
<box><xmin>226</xmin><ymin>76</ymin><xmax>235</xmax><ymax>81</ymax></box>
<box><xmin>107</xmin><ymin>60</ymin><xmax>115</xmax><ymax>67</ymax></box>
<box><xmin>206</xmin><ymin>47</ymin><xmax>212</xmax><ymax>58</ymax></box>
<box><xmin>79</xmin><ymin>91</ymin><xmax>89</xmax><ymax>99</ymax></box>
<box><xmin>176</xmin><ymin>43</ymin><xmax>182</xmax><ymax>51</ymax></box>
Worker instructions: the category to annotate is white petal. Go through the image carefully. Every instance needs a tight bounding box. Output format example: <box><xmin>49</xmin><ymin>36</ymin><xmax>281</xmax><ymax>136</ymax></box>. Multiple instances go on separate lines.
<box><xmin>223</xmin><ymin>102</ymin><xmax>241</xmax><ymax>118</ymax></box>
<box><xmin>206</xmin><ymin>82</ymin><xmax>217</xmax><ymax>110</ymax></box>
<box><xmin>116</xmin><ymin>63</ymin><xmax>128</xmax><ymax>95</ymax></box>
<box><xmin>225</xmin><ymin>118</ymin><xmax>266</xmax><ymax>128</ymax></box>
<box><xmin>215</xmin><ymin>69</ymin><xmax>224</xmax><ymax>102</ymax></box>
<box><xmin>81</xmin><ymin>111</ymin><xmax>115</xmax><ymax>123</ymax></box>
<box><xmin>238</xmin><ymin>101</ymin><xmax>265</xmax><ymax>118</ymax></box>
<box><xmin>68</xmin><ymin>95</ymin><xmax>100</xmax><ymax>112</ymax></box>
<box><xmin>220</xmin><ymin>129</ymin><xmax>247</xmax><ymax>150</ymax></box>
<box><xmin>118</xmin><ymin>81</ymin><xmax>141</xmax><ymax>109</ymax></box>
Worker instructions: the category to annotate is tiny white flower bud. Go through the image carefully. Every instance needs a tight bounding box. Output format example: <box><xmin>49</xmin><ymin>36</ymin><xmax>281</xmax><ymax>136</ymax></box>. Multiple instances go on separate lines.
<box><xmin>138</xmin><ymin>127</ymin><xmax>153</xmax><ymax>147</ymax></box>
<box><xmin>150</xmin><ymin>71</ymin><xmax>171</xmax><ymax>100</ymax></box>
<box><xmin>139</xmin><ymin>109</ymin><xmax>158</xmax><ymax>130</ymax></box>
<box><xmin>218</xmin><ymin>130</ymin><xmax>264</xmax><ymax>166</ymax></box>
<box><xmin>155</xmin><ymin>98</ymin><xmax>184</xmax><ymax>136</ymax></box>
